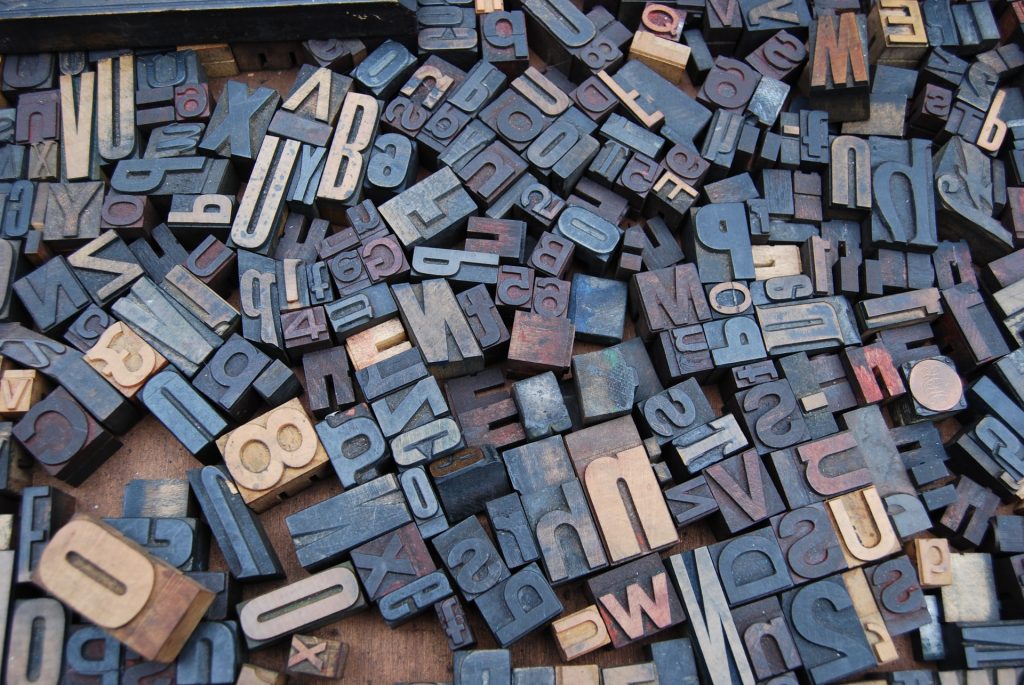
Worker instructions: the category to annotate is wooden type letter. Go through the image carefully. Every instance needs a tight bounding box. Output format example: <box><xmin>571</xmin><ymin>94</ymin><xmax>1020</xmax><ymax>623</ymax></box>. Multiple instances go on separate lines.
<box><xmin>454</xmin><ymin>650</ymin><xmax>511</xmax><ymax>685</ymax></box>
<box><xmin>711</xmin><ymin>528</ymin><xmax>793</xmax><ymax>607</ymax></box>
<box><xmin>285</xmin><ymin>475</ymin><xmax>411</xmax><ymax>570</ymax></box>
<box><xmin>84</xmin><ymin>322</ymin><xmax>168</xmax><ymax>400</ymax></box>
<box><xmin>551</xmin><ymin>605</ymin><xmax>610</xmax><ymax>661</ymax></box>
<box><xmin>352</xmin><ymin>522</ymin><xmax>436</xmax><ymax>602</ymax></box>
<box><xmin>570</xmin><ymin>443</ymin><xmax>677</xmax><ymax>563</ymax></box>
<box><xmin>667</xmin><ymin>548</ymin><xmax>755</xmax><ymax>685</ymax></box>
<box><xmin>7</xmin><ymin>598</ymin><xmax>67</xmax><ymax>685</ymax></box>
<box><xmin>379</xmin><ymin>168</ymin><xmax>475</xmax><ymax>250</ymax></box>
<box><xmin>13</xmin><ymin>256</ymin><xmax>91</xmax><ymax>334</ymax></box>
<box><xmin>141</xmin><ymin>369</ymin><xmax>227</xmax><ymax>462</ymax></box>
<box><xmin>522</xmin><ymin>479</ymin><xmax>608</xmax><ymax>585</ymax></box>
<box><xmin>188</xmin><ymin>465</ymin><xmax>284</xmax><ymax>582</ymax></box>
<box><xmin>216</xmin><ymin>398</ymin><xmax>329</xmax><ymax>513</ymax></box>
<box><xmin>33</xmin><ymin>516</ymin><xmax>214</xmax><ymax>663</ymax></box>
<box><xmin>808</xmin><ymin>14</ymin><xmax>871</xmax><ymax>121</ymax></box>
<box><xmin>771</xmin><ymin>503</ymin><xmax>848</xmax><ymax>584</ymax></box>
<box><xmin>62</xmin><ymin>624</ymin><xmax>122</xmax><ymax>685</ymax></box>
<box><xmin>14</xmin><ymin>387</ymin><xmax>121</xmax><ymax>486</ymax></box>
<box><xmin>866</xmin><ymin>555</ymin><xmax>929</xmax><ymax>635</ymax></box>
<box><xmin>96</xmin><ymin>55</ymin><xmax>137</xmax><ymax>165</ymax></box>
<box><xmin>111</xmin><ymin>277</ymin><xmax>215</xmax><ymax>378</ymax></box>
<box><xmin>433</xmin><ymin>514</ymin><xmax>510</xmax><ymax>600</ymax></box>
<box><xmin>731</xmin><ymin>596</ymin><xmax>801</xmax><ymax>680</ymax></box>
<box><xmin>781</xmin><ymin>576</ymin><xmax>875</xmax><ymax>683</ymax></box>
<box><xmin>0</xmin><ymin>369</ymin><xmax>45</xmax><ymax>419</ymax></box>
<box><xmin>17</xmin><ymin>485</ymin><xmax>75</xmax><ymax>586</ymax></box>
<box><xmin>587</xmin><ymin>552</ymin><xmax>684</xmax><ymax>648</ymax></box>
<box><xmin>704</xmin><ymin>448</ymin><xmax>785</xmax><ymax>534</ymax></box>
<box><xmin>828</xmin><ymin>487</ymin><xmax>901</xmax><ymax>566</ymax></box>
<box><xmin>199</xmin><ymin>81</ymin><xmax>279</xmax><ymax>165</ymax></box>
<box><xmin>239</xmin><ymin>563</ymin><xmax>365</xmax><ymax>648</ymax></box>
<box><xmin>475</xmin><ymin>562</ymin><xmax>562</xmax><ymax>647</ymax></box>
<box><xmin>286</xmin><ymin>634</ymin><xmax>347</xmax><ymax>680</ymax></box>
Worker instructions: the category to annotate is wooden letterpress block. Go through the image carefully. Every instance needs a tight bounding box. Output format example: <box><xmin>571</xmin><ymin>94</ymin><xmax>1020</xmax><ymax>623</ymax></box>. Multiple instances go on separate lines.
<box><xmin>14</xmin><ymin>387</ymin><xmax>121</xmax><ymax>486</ymax></box>
<box><xmin>551</xmin><ymin>605</ymin><xmax>610</xmax><ymax>661</ymax></box>
<box><xmin>141</xmin><ymin>369</ymin><xmax>226</xmax><ymax>462</ymax></box>
<box><xmin>7</xmin><ymin>598</ymin><xmax>66</xmax><ymax>685</ymax></box>
<box><xmin>344</xmin><ymin>318</ymin><xmax>412</xmax><ymax>371</ymax></box>
<box><xmin>705</xmin><ymin>449</ymin><xmax>785</xmax><ymax>534</ymax></box>
<box><xmin>508</xmin><ymin>311</ymin><xmax>574</xmax><ymax>376</ymax></box>
<box><xmin>315</xmin><ymin>403</ymin><xmax>388</xmax><ymax>486</ymax></box>
<box><xmin>734</xmin><ymin>379</ymin><xmax>810</xmax><ymax>455</ymax></box>
<box><xmin>865</xmin><ymin>554</ymin><xmax>929</xmax><ymax>636</ymax></box>
<box><xmin>456</xmin><ymin>284</ymin><xmax>510</xmax><ymax>356</ymax></box>
<box><xmin>33</xmin><ymin>516</ymin><xmax>213</xmax><ymax>662</ymax></box>
<box><xmin>665</xmin><ymin>548</ymin><xmax>755</xmax><ymax>684</ymax></box>
<box><xmin>216</xmin><ymin>398</ymin><xmax>330</xmax><ymax>512</ymax></box>
<box><xmin>711</xmin><ymin>527</ymin><xmax>793</xmax><ymax>607</ymax></box>
<box><xmin>670</xmin><ymin>414</ymin><xmax>748</xmax><ymax>476</ymax></box>
<box><xmin>941</xmin><ymin>553</ymin><xmax>998</xmax><ymax>623</ymax></box>
<box><xmin>377</xmin><ymin>569</ymin><xmax>454</xmax><ymax>628</ymax></box>
<box><xmin>426</xmin><ymin>441</ymin><xmax>510</xmax><ymax>520</ymax></box>
<box><xmin>287</xmin><ymin>634</ymin><xmax>347</xmax><ymax>679</ymax></box>
<box><xmin>17</xmin><ymin>486</ymin><xmax>74</xmax><ymax>586</ymax></box>
<box><xmin>103</xmin><ymin>517</ymin><xmax>208</xmax><ymax>572</ymax></box>
<box><xmin>188</xmin><ymin>465</ymin><xmax>283</xmax><ymax>582</ymax></box>
<box><xmin>237</xmin><ymin>664</ymin><xmax>287</xmax><ymax>685</ymax></box>
<box><xmin>828</xmin><ymin>487</ymin><xmax>901</xmax><ymax>567</ymax></box>
<box><xmin>192</xmin><ymin>335</ymin><xmax>269</xmax><ymax>423</ymax></box>
<box><xmin>239</xmin><ymin>563</ymin><xmax>365</xmax><ymax>648</ymax></box>
<box><xmin>532</xmin><ymin>277</ymin><xmax>570</xmax><ymax>319</ymax></box>
<box><xmin>868</xmin><ymin>0</ymin><xmax>928</xmax><ymax>66</ymax></box>
<box><xmin>83</xmin><ymin>322</ymin><xmax>168</xmax><ymax>400</ymax></box>
<box><xmin>936</xmin><ymin>475</ymin><xmax>1000</xmax><ymax>548</ymax></box>
<box><xmin>522</xmin><ymin>479</ymin><xmax>607</xmax><ymax>585</ymax></box>
<box><xmin>571</xmin><ymin>347</ymin><xmax>638</xmax><ymax>425</ymax></box>
<box><xmin>393</xmin><ymin>279</ymin><xmax>483</xmax><ymax>379</ymax></box>
<box><xmin>731</xmin><ymin>596</ymin><xmax>801</xmax><ymax>680</ymax></box>
<box><xmin>510</xmin><ymin>373</ymin><xmax>572</xmax><ymax>441</ymax></box>
<box><xmin>352</xmin><ymin>523</ymin><xmax>436</xmax><ymax>602</ymax></box>
<box><xmin>445</xmin><ymin>368</ymin><xmax>523</xmax><ymax>450</ymax></box>
<box><xmin>783</xmin><ymin>574</ymin><xmax>879</xmax><ymax>679</ymax></box>
<box><xmin>62</xmin><ymin>624</ymin><xmax>123</xmax><ymax>685</ymax></box>
<box><xmin>909</xmin><ymin>538</ymin><xmax>951</xmax><ymax>588</ymax></box>
<box><xmin>587</xmin><ymin>552</ymin><xmax>684</xmax><ymax>648</ymax></box>
<box><xmin>771</xmin><ymin>502</ymin><xmax>848</xmax><ymax>584</ymax></box>
<box><xmin>13</xmin><ymin>255</ymin><xmax>91</xmax><ymax>334</ymax></box>
<box><xmin>0</xmin><ymin>369</ymin><xmax>45</xmax><ymax>419</ymax></box>
<box><xmin>111</xmin><ymin>277</ymin><xmax>216</xmax><ymax>379</ymax></box>
<box><xmin>285</xmin><ymin>476</ymin><xmax>411</xmax><ymax>571</ymax></box>
<box><xmin>436</xmin><ymin>594</ymin><xmax>475</xmax><ymax>651</ymax></box>
<box><xmin>454</xmin><ymin>650</ymin><xmax>512</xmax><ymax>685</ymax></box>
<box><xmin>432</xmin><ymin>515</ymin><xmax>509</xmax><ymax>600</ymax></box>
<box><xmin>476</xmin><ymin>562</ymin><xmax>562</xmax><ymax>647</ymax></box>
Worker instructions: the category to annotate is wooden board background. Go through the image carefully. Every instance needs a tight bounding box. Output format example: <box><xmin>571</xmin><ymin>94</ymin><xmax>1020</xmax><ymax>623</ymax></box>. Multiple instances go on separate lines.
<box><xmin>32</xmin><ymin>66</ymin><xmax>930</xmax><ymax>684</ymax></box>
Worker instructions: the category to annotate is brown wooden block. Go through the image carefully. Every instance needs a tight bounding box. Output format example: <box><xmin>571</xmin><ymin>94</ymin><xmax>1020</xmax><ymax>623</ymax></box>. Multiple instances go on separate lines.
<box><xmin>587</xmin><ymin>552</ymin><xmax>685</xmax><ymax>648</ymax></box>
<box><xmin>84</xmin><ymin>321</ymin><xmax>168</xmax><ymax>399</ymax></box>
<box><xmin>936</xmin><ymin>475</ymin><xmax>999</xmax><ymax>549</ymax></box>
<box><xmin>14</xmin><ymin>386</ymin><xmax>121</xmax><ymax>486</ymax></box>
<box><xmin>216</xmin><ymin>398</ymin><xmax>330</xmax><ymax>512</ymax></box>
<box><xmin>237</xmin><ymin>665</ymin><xmax>287</xmax><ymax>685</ymax></box>
<box><xmin>345</xmin><ymin>318</ymin><xmax>412</xmax><ymax>371</ymax></box>
<box><xmin>0</xmin><ymin>369</ymin><xmax>45</xmax><ymax>419</ymax></box>
<box><xmin>630</xmin><ymin>263</ymin><xmax>711</xmax><ymax>341</ymax></box>
<box><xmin>33</xmin><ymin>515</ymin><xmax>213</xmax><ymax>663</ymax></box>
<box><xmin>508</xmin><ymin>310</ymin><xmax>574</xmax><ymax>376</ymax></box>
<box><xmin>828</xmin><ymin>487</ymin><xmax>901</xmax><ymax>567</ymax></box>
<box><xmin>836</xmin><ymin>568</ymin><xmax>898</xmax><ymax>669</ymax></box>
<box><xmin>522</xmin><ymin>478</ymin><xmax>608</xmax><ymax>585</ymax></box>
<box><xmin>909</xmin><ymin>538</ymin><xmax>952</xmax><ymax>588</ymax></box>
<box><xmin>551</xmin><ymin>605</ymin><xmax>610</xmax><ymax>661</ymax></box>
<box><xmin>286</xmin><ymin>634</ymin><xmax>348</xmax><ymax>679</ymax></box>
